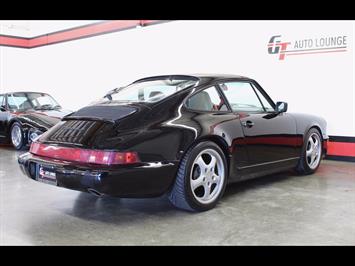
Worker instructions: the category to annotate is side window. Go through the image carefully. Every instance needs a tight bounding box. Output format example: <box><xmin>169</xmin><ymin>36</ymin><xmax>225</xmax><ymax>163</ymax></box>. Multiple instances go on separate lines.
<box><xmin>220</xmin><ymin>82</ymin><xmax>264</xmax><ymax>113</ymax></box>
<box><xmin>186</xmin><ymin>86</ymin><xmax>227</xmax><ymax>112</ymax></box>
<box><xmin>7</xmin><ymin>94</ymin><xmax>19</xmax><ymax>110</ymax></box>
<box><xmin>251</xmin><ymin>83</ymin><xmax>275</xmax><ymax>112</ymax></box>
<box><xmin>142</xmin><ymin>86</ymin><xmax>176</xmax><ymax>102</ymax></box>
<box><xmin>7</xmin><ymin>93</ymin><xmax>31</xmax><ymax>110</ymax></box>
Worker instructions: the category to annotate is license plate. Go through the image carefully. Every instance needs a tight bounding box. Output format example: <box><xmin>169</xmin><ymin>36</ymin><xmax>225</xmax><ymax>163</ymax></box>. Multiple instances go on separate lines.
<box><xmin>37</xmin><ymin>164</ymin><xmax>57</xmax><ymax>186</ymax></box>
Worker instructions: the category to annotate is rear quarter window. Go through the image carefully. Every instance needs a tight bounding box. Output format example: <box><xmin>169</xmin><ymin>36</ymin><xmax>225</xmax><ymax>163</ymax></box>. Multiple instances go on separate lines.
<box><xmin>185</xmin><ymin>86</ymin><xmax>228</xmax><ymax>112</ymax></box>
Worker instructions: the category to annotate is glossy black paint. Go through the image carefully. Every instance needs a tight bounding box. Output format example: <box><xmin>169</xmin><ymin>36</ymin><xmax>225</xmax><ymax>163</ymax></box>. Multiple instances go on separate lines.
<box><xmin>18</xmin><ymin>75</ymin><xmax>328</xmax><ymax>197</ymax></box>
<box><xmin>18</xmin><ymin>152</ymin><xmax>178</xmax><ymax>197</ymax></box>
<box><xmin>0</xmin><ymin>92</ymin><xmax>70</xmax><ymax>147</ymax></box>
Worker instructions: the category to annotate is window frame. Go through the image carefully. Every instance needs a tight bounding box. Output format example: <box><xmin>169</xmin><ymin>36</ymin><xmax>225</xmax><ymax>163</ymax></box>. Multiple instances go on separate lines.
<box><xmin>0</xmin><ymin>94</ymin><xmax>5</xmax><ymax>108</ymax></box>
<box><xmin>183</xmin><ymin>85</ymin><xmax>233</xmax><ymax>113</ymax></box>
<box><xmin>250</xmin><ymin>80</ymin><xmax>276</xmax><ymax>111</ymax></box>
<box><xmin>216</xmin><ymin>79</ymin><xmax>276</xmax><ymax>114</ymax></box>
<box><xmin>2</xmin><ymin>94</ymin><xmax>8</xmax><ymax>111</ymax></box>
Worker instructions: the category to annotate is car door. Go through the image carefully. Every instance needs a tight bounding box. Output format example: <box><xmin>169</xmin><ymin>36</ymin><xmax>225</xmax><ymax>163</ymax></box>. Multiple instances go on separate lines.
<box><xmin>218</xmin><ymin>80</ymin><xmax>298</xmax><ymax>170</ymax></box>
<box><xmin>184</xmin><ymin>85</ymin><xmax>250</xmax><ymax>171</ymax></box>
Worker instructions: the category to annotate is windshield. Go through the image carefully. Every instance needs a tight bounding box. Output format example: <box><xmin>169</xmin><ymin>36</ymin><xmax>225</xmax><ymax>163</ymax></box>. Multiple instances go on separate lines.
<box><xmin>108</xmin><ymin>77</ymin><xmax>198</xmax><ymax>103</ymax></box>
<box><xmin>7</xmin><ymin>92</ymin><xmax>60</xmax><ymax>111</ymax></box>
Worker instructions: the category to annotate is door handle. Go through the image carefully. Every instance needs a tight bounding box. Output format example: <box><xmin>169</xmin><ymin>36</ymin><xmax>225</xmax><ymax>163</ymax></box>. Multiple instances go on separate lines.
<box><xmin>242</xmin><ymin>120</ymin><xmax>254</xmax><ymax>128</ymax></box>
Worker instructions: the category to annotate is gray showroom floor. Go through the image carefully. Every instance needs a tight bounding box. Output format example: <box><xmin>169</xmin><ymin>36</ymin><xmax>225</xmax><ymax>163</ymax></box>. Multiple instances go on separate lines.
<box><xmin>1</xmin><ymin>146</ymin><xmax>355</xmax><ymax>245</ymax></box>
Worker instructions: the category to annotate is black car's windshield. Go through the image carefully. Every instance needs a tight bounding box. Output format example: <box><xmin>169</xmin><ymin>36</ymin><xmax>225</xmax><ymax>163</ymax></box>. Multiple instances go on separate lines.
<box><xmin>108</xmin><ymin>77</ymin><xmax>198</xmax><ymax>103</ymax></box>
<box><xmin>7</xmin><ymin>92</ymin><xmax>60</xmax><ymax>111</ymax></box>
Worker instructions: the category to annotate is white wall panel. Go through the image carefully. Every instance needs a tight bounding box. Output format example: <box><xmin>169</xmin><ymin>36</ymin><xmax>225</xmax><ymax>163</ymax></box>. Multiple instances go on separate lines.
<box><xmin>1</xmin><ymin>20</ymin><xmax>354</xmax><ymax>137</ymax></box>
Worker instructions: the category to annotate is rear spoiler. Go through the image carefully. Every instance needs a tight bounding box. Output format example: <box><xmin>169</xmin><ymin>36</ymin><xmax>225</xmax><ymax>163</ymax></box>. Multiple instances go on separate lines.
<box><xmin>62</xmin><ymin>105</ymin><xmax>138</xmax><ymax>123</ymax></box>
<box><xmin>62</xmin><ymin>115</ymin><xmax>116</xmax><ymax>124</ymax></box>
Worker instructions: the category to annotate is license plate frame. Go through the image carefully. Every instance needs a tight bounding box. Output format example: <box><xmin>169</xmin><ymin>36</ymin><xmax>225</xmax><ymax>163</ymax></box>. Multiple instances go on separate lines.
<box><xmin>37</xmin><ymin>164</ymin><xmax>57</xmax><ymax>186</ymax></box>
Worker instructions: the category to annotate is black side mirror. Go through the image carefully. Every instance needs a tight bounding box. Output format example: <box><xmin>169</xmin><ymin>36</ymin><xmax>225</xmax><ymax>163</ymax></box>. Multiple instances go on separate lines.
<box><xmin>0</xmin><ymin>106</ymin><xmax>6</xmax><ymax>112</ymax></box>
<box><xmin>276</xmin><ymin>101</ymin><xmax>288</xmax><ymax>113</ymax></box>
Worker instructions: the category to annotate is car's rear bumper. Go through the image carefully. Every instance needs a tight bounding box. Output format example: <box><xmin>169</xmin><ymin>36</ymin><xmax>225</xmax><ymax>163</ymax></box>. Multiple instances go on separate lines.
<box><xmin>18</xmin><ymin>152</ymin><xmax>178</xmax><ymax>197</ymax></box>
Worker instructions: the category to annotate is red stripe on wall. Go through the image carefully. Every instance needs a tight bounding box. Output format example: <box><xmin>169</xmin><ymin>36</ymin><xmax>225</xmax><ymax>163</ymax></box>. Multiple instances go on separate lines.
<box><xmin>0</xmin><ymin>35</ymin><xmax>29</xmax><ymax>47</ymax></box>
<box><xmin>286</xmin><ymin>49</ymin><xmax>347</xmax><ymax>56</ymax></box>
<box><xmin>327</xmin><ymin>142</ymin><xmax>355</xmax><ymax>157</ymax></box>
<box><xmin>29</xmin><ymin>20</ymin><xmax>150</xmax><ymax>47</ymax></box>
<box><xmin>0</xmin><ymin>20</ymin><xmax>161</xmax><ymax>48</ymax></box>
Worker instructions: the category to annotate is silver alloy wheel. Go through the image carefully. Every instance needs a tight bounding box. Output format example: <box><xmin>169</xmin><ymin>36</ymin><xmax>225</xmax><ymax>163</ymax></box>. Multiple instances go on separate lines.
<box><xmin>306</xmin><ymin>133</ymin><xmax>322</xmax><ymax>170</ymax></box>
<box><xmin>190</xmin><ymin>148</ymin><xmax>225</xmax><ymax>204</ymax></box>
<box><xmin>11</xmin><ymin>125</ymin><xmax>22</xmax><ymax>147</ymax></box>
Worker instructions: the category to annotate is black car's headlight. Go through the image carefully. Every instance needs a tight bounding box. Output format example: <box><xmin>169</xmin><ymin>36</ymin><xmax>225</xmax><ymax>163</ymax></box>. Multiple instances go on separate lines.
<box><xmin>28</xmin><ymin>128</ymin><xmax>43</xmax><ymax>143</ymax></box>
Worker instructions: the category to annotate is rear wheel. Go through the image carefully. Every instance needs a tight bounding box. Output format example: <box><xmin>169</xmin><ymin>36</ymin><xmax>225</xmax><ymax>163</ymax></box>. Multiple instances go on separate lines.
<box><xmin>168</xmin><ymin>141</ymin><xmax>227</xmax><ymax>212</ymax></box>
<box><xmin>296</xmin><ymin>128</ymin><xmax>322</xmax><ymax>175</ymax></box>
<box><xmin>10</xmin><ymin>122</ymin><xmax>26</xmax><ymax>150</ymax></box>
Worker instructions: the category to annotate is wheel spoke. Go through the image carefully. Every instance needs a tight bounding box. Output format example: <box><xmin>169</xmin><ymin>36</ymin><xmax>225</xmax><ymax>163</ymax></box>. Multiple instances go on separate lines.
<box><xmin>196</xmin><ymin>156</ymin><xmax>208</xmax><ymax>173</ymax></box>
<box><xmin>191</xmin><ymin>175</ymin><xmax>204</xmax><ymax>190</ymax></box>
<box><xmin>212</xmin><ymin>174</ymin><xmax>221</xmax><ymax>184</ymax></box>
<box><xmin>202</xmin><ymin>183</ymin><xmax>211</xmax><ymax>200</ymax></box>
<box><xmin>208</xmin><ymin>156</ymin><xmax>217</xmax><ymax>168</ymax></box>
<box><xmin>314</xmin><ymin>138</ymin><xmax>319</xmax><ymax>148</ymax></box>
<box><xmin>306</xmin><ymin>149</ymin><xmax>313</xmax><ymax>156</ymax></box>
<box><xmin>310</xmin><ymin>154</ymin><xmax>316</xmax><ymax>165</ymax></box>
<box><xmin>311</xmin><ymin>137</ymin><xmax>316</xmax><ymax>148</ymax></box>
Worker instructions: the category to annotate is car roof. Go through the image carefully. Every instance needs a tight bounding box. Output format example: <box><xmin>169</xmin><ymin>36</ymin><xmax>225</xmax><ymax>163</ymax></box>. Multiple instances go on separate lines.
<box><xmin>1</xmin><ymin>91</ymin><xmax>50</xmax><ymax>95</ymax></box>
<box><xmin>190</xmin><ymin>73</ymin><xmax>251</xmax><ymax>79</ymax></box>
<box><xmin>133</xmin><ymin>74</ymin><xmax>252</xmax><ymax>84</ymax></box>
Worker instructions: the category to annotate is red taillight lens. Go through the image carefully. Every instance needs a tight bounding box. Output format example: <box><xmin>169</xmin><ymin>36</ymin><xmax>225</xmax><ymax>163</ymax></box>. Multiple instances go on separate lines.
<box><xmin>30</xmin><ymin>142</ymin><xmax>140</xmax><ymax>165</ymax></box>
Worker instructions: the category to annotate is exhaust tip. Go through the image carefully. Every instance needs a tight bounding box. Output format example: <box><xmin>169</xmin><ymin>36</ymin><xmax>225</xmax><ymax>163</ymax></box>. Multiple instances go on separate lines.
<box><xmin>87</xmin><ymin>188</ymin><xmax>104</xmax><ymax>197</ymax></box>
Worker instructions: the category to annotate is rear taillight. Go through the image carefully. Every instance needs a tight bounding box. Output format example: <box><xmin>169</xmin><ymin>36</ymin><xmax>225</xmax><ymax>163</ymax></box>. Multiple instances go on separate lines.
<box><xmin>30</xmin><ymin>142</ymin><xmax>140</xmax><ymax>165</ymax></box>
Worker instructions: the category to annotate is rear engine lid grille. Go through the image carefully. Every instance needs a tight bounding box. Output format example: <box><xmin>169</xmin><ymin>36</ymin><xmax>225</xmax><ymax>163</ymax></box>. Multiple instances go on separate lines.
<box><xmin>47</xmin><ymin>120</ymin><xmax>101</xmax><ymax>144</ymax></box>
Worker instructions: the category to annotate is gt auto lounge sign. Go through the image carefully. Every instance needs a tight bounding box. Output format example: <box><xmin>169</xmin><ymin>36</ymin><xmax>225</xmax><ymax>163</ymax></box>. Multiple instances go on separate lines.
<box><xmin>268</xmin><ymin>35</ymin><xmax>348</xmax><ymax>60</ymax></box>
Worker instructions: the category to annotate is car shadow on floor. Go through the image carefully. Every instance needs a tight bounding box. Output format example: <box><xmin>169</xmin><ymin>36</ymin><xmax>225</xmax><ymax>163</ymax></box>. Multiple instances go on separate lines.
<box><xmin>63</xmin><ymin>169</ymin><xmax>300</xmax><ymax>224</ymax></box>
<box><xmin>68</xmin><ymin>193</ymin><xmax>179</xmax><ymax>221</ymax></box>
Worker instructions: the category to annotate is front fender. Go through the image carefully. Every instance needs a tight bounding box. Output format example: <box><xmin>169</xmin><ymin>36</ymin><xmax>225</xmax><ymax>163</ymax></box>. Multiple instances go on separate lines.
<box><xmin>290</xmin><ymin>113</ymin><xmax>328</xmax><ymax>141</ymax></box>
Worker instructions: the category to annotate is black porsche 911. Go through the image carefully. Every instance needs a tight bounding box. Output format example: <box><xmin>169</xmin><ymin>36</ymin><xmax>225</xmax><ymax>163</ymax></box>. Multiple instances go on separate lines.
<box><xmin>18</xmin><ymin>74</ymin><xmax>328</xmax><ymax>211</ymax></box>
<box><xmin>0</xmin><ymin>92</ymin><xmax>71</xmax><ymax>150</ymax></box>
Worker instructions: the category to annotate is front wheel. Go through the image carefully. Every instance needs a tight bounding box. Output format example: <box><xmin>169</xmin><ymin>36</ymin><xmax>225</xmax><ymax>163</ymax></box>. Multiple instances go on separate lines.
<box><xmin>10</xmin><ymin>122</ymin><xmax>26</xmax><ymax>150</ymax></box>
<box><xmin>168</xmin><ymin>141</ymin><xmax>228</xmax><ymax>212</ymax></box>
<box><xmin>296</xmin><ymin>128</ymin><xmax>323</xmax><ymax>175</ymax></box>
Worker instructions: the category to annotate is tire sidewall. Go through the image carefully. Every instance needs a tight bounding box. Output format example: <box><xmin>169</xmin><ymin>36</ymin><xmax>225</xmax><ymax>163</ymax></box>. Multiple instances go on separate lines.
<box><xmin>183</xmin><ymin>141</ymin><xmax>228</xmax><ymax>211</ymax></box>
<box><xmin>302</xmin><ymin>128</ymin><xmax>322</xmax><ymax>173</ymax></box>
<box><xmin>10</xmin><ymin>122</ymin><xmax>24</xmax><ymax>150</ymax></box>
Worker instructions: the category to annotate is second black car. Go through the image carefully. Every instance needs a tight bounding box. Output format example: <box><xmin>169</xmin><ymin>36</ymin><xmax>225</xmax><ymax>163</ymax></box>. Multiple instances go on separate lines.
<box><xmin>0</xmin><ymin>92</ymin><xmax>71</xmax><ymax>150</ymax></box>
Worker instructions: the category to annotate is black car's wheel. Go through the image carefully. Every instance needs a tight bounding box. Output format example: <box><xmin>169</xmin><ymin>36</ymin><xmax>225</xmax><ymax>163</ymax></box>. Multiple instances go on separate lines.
<box><xmin>10</xmin><ymin>122</ymin><xmax>26</xmax><ymax>150</ymax></box>
<box><xmin>168</xmin><ymin>141</ymin><xmax>228</xmax><ymax>212</ymax></box>
<box><xmin>296</xmin><ymin>128</ymin><xmax>322</xmax><ymax>175</ymax></box>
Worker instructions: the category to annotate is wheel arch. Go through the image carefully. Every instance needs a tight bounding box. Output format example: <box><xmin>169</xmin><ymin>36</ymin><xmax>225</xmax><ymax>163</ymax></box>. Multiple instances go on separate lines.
<box><xmin>185</xmin><ymin>135</ymin><xmax>231</xmax><ymax>174</ymax></box>
<box><xmin>308</xmin><ymin>125</ymin><xmax>323</xmax><ymax>138</ymax></box>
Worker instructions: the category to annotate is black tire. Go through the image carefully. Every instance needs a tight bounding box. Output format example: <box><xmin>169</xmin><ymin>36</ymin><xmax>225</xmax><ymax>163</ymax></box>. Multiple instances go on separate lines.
<box><xmin>296</xmin><ymin>128</ymin><xmax>322</xmax><ymax>175</ymax></box>
<box><xmin>10</xmin><ymin>122</ymin><xmax>26</xmax><ymax>150</ymax></box>
<box><xmin>168</xmin><ymin>141</ymin><xmax>228</xmax><ymax>212</ymax></box>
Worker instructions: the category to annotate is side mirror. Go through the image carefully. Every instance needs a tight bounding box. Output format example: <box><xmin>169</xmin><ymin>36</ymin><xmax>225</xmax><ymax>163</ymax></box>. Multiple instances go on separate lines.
<box><xmin>276</xmin><ymin>101</ymin><xmax>288</xmax><ymax>113</ymax></box>
<box><xmin>0</xmin><ymin>106</ymin><xmax>6</xmax><ymax>112</ymax></box>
